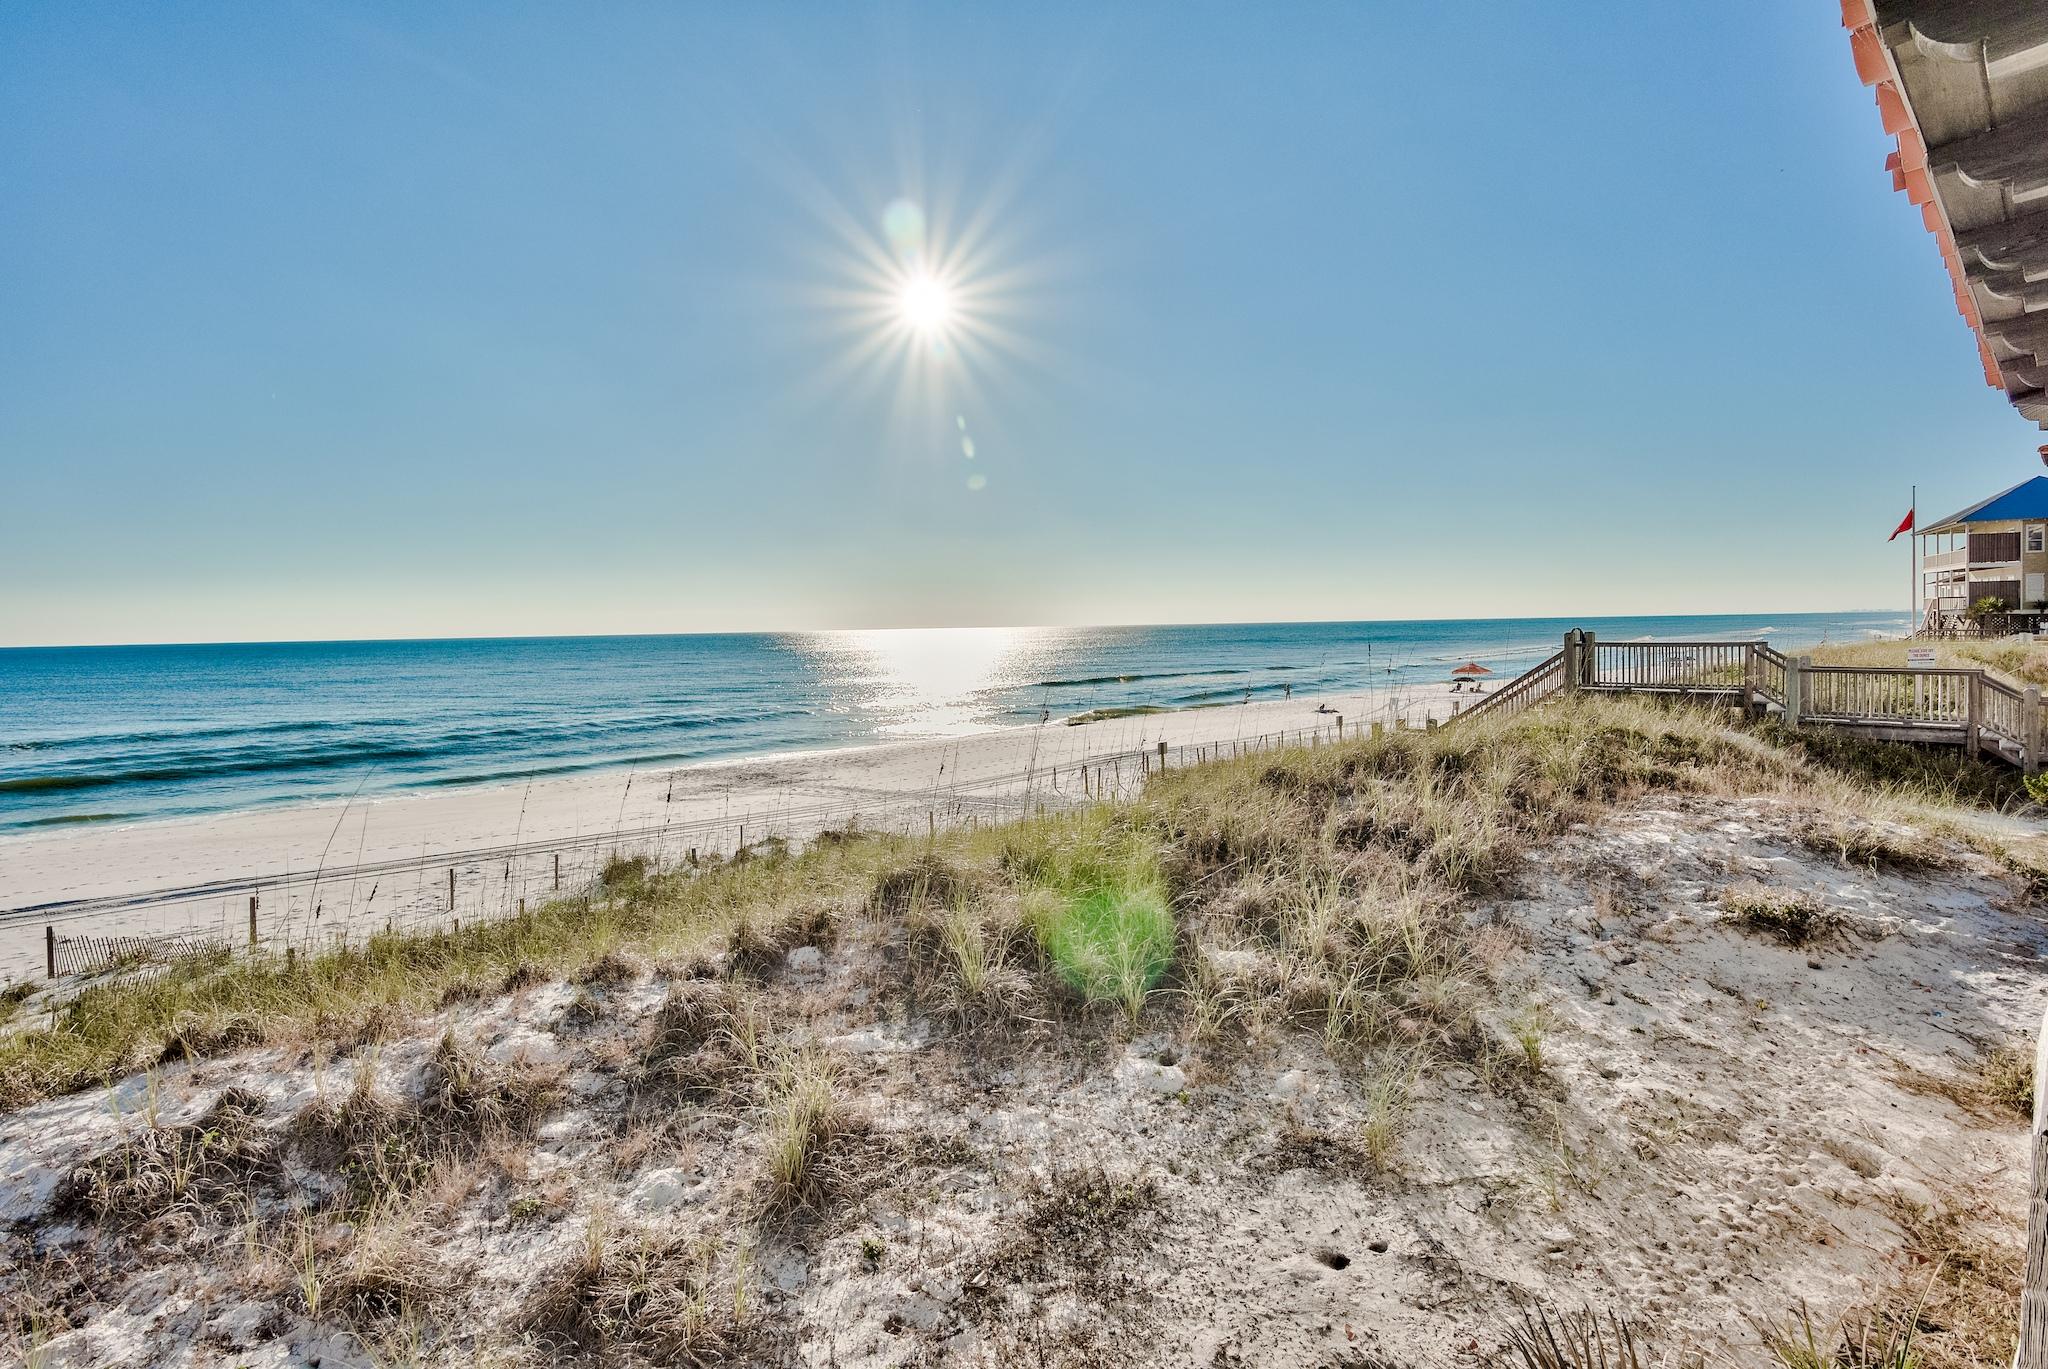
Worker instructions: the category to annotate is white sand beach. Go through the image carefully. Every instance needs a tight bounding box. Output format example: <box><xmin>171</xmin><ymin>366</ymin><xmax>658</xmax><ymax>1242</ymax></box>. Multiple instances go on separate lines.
<box><xmin>0</xmin><ymin>682</ymin><xmax>1480</xmax><ymax>982</ymax></box>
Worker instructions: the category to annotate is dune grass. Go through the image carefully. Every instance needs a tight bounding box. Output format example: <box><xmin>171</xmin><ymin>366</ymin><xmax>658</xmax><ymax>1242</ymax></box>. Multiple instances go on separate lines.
<box><xmin>0</xmin><ymin>693</ymin><xmax>2024</xmax><ymax>1113</ymax></box>
<box><xmin>1809</xmin><ymin>637</ymin><xmax>2048</xmax><ymax>690</ymax></box>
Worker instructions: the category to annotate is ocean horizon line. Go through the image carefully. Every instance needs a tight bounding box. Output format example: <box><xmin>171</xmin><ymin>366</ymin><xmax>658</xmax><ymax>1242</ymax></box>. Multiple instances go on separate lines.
<box><xmin>0</xmin><ymin>607</ymin><xmax>1903</xmax><ymax>654</ymax></box>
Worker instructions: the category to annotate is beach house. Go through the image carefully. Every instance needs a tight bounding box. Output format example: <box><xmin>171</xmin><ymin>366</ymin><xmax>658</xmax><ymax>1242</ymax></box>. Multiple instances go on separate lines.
<box><xmin>1919</xmin><ymin>474</ymin><xmax>2048</xmax><ymax>632</ymax></box>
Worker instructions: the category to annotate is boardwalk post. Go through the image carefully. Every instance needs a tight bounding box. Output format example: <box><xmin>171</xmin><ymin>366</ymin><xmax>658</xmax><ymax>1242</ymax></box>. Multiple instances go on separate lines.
<box><xmin>1582</xmin><ymin>631</ymin><xmax>1596</xmax><ymax>687</ymax></box>
<box><xmin>1967</xmin><ymin>673</ymin><xmax>1981</xmax><ymax>759</ymax></box>
<box><xmin>248</xmin><ymin>896</ymin><xmax>258</xmax><ymax>947</ymax></box>
<box><xmin>1784</xmin><ymin>655</ymin><xmax>1805</xmax><ymax>728</ymax></box>
<box><xmin>1561</xmin><ymin>630</ymin><xmax>1581</xmax><ymax>695</ymax></box>
<box><xmin>2020</xmin><ymin>999</ymin><xmax>2048</xmax><ymax>1366</ymax></box>
<box><xmin>2028</xmin><ymin>687</ymin><xmax>2043</xmax><ymax>776</ymax></box>
<box><xmin>45</xmin><ymin>926</ymin><xmax>55</xmax><ymax>980</ymax></box>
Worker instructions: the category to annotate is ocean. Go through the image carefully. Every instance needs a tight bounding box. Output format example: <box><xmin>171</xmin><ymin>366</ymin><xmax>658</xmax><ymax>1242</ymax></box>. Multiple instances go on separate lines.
<box><xmin>0</xmin><ymin>613</ymin><xmax>1905</xmax><ymax>832</ymax></box>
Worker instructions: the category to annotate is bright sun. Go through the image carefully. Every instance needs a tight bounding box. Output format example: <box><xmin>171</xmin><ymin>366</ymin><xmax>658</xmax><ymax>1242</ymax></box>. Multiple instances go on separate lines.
<box><xmin>898</xmin><ymin>271</ymin><xmax>954</xmax><ymax>334</ymax></box>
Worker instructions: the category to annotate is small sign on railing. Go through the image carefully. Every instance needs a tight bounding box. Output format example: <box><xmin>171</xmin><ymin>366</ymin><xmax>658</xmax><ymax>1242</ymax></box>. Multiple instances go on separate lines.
<box><xmin>1906</xmin><ymin>646</ymin><xmax>1936</xmax><ymax>668</ymax></box>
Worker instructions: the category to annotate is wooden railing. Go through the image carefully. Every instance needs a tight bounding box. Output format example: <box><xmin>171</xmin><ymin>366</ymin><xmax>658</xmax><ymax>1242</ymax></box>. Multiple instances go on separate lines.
<box><xmin>1456</xmin><ymin>631</ymin><xmax>2046</xmax><ymax>774</ymax></box>
<box><xmin>1750</xmin><ymin>644</ymin><xmax>1789</xmax><ymax>704</ymax></box>
<box><xmin>1591</xmin><ymin>640</ymin><xmax>1751</xmax><ymax>690</ymax></box>
<box><xmin>1980</xmin><ymin>676</ymin><xmax>2030</xmax><ymax>752</ymax></box>
<box><xmin>1458</xmin><ymin>651</ymin><xmax>1566</xmax><ymax>724</ymax></box>
<box><xmin>1803</xmin><ymin>665</ymin><xmax>1973</xmax><ymax>724</ymax></box>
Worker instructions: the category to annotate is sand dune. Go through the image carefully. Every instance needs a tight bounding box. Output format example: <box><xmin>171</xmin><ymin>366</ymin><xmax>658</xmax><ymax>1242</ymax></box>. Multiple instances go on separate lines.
<box><xmin>0</xmin><ymin>683</ymin><xmax>1477</xmax><ymax>983</ymax></box>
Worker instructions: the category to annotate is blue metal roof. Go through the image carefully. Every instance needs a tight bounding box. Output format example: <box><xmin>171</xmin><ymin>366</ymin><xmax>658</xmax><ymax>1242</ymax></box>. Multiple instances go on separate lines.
<box><xmin>1926</xmin><ymin>474</ymin><xmax>2048</xmax><ymax>529</ymax></box>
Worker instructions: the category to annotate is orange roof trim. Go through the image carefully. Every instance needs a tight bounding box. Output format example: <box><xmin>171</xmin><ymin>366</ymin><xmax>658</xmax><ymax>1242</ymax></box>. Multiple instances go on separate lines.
<box><xmin>1840</xmin><ymin>5</ymin><xmax>2011</xmax><ymax>400</ymax></box>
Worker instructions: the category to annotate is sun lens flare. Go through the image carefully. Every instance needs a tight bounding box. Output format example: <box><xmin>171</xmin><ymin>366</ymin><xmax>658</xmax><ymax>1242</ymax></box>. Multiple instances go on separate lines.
<box><xmin>792</xmin><ymin>175</ymin><xmax>1056</xmax><ymax>478</ymax></box>
<box><xmin>898</xmin><ymin>270</ymin><xmax>954</xmax><ymax>335</ymax></box>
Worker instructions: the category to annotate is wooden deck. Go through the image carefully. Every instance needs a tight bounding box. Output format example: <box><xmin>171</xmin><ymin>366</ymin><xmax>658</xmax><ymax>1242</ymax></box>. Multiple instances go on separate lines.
<box><xmin>1460</xmin><ymin>630</ymin><xmax>2044</xmax><ymax>772</ymax></box>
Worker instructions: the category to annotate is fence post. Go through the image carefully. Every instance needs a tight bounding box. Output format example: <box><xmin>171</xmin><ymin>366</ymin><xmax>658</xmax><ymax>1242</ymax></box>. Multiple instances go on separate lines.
<box><xmin>2028</xmin><ymin>687</ymin><xmax>2043</xmax><ymax>776</ymax></box>
<box><xmin>1784</xmin><ymin>655</ymin><xmax>1805</xmax><ymax>728</ymax></box>
<box><xmin>2020</xmin><ymin>1000</ymin><xmax>2048</xmax><ymax>1366</ymax></box>
<box><xmin>1157</xmin><ymin>741</ymin><xmax>1167</xmax><ymax>772</ymax></box>
<box><xmin>1582</xmin><ymin>631</ymin><xmax>1596</xmax><ymax>687</ymax></box>
<box><xmin>1741</xmin><ymin>644</ymin><xmax>1756</xmax><ymax>718</ymax></box>
<box><xmin>248</xmin><ymin>895</ymin><xmax>259</xmax><ymax>946</ymax></box>
<box><xmin>1957</xmin><ymin>672</ymin><xmax>1974</xmax><ymax>758</ymax></box>
<box><xmin>1562</xmin><ymin>630</ymin><xmax>1580</xmax><ymax>695</ymax></box>
<box><xmin>45</xmin><ymin>926</ymin><xmax>55</xmax><ymax>979</ymax></box>
<box><xmin>448</xmin><ymin>867</ymin><xmax>456</xmax><ymax>909</ymax></box>
<box><xmin>553</xmin><ymin>853</ymin><xmax>561</xmax><ymax>890</ymax></box>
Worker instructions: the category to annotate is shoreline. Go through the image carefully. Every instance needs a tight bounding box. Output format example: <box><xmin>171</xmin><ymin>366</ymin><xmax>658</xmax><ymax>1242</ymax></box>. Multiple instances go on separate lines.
<box><xmin>0</xmin><ymin>680</ymin><xmax>1480</xmax><ymax>981</ymax></box>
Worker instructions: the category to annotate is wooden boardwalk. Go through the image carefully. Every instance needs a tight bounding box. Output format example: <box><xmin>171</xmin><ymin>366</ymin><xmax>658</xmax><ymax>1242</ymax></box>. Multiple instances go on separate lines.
<box><xmin>1461</xmin><ymin>630</ymin><xmax>2045</xmax><ymax>773</ymax></box>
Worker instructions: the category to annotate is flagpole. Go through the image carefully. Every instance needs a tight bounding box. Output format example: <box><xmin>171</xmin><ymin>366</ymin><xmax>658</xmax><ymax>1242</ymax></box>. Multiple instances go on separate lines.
<box><xmin>1909</xmin><ymin>484</ymin><xmax>1917</xmax><ymax>636</ymax></box>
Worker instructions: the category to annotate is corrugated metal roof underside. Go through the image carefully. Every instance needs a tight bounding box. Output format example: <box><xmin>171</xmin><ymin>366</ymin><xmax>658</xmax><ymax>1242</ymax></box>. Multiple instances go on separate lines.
<box><xmin>1845</xmin><ymin>0</ymin><xmax>2048</xmax><ymax>429</ymax></box>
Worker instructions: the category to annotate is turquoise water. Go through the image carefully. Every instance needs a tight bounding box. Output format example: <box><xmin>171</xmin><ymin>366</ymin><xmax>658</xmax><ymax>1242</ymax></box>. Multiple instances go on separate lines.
<box><xmin>0</xmin><ymin>613</ymin><xmax>1905</xmax><ymax>830</ymax></box>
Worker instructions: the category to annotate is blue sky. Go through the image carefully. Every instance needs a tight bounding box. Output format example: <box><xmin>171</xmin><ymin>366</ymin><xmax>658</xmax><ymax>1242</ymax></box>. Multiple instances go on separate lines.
<box><xmin>0</xmin><ymin>2</ymin><xmax>2029</xmax><ymax>645</ymax></box>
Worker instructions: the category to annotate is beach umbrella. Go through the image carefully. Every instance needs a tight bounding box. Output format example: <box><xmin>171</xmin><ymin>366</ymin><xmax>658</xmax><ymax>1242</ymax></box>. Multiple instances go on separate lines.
<box><xmin>1450</xmin><ymin>662</ymin><xmax>1492</xmax><ymax>677</ymax></box>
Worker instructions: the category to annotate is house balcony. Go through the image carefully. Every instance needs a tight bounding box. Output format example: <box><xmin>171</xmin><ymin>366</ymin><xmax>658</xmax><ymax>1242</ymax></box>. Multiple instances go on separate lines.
<box><xmin>1924</xmin><ymin>547</ymin><xmax>1966</xmax><ymax>572</ymax></box>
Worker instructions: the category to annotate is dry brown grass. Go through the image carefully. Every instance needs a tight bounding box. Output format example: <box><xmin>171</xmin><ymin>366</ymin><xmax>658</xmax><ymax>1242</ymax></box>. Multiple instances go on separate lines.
<box><xmin>726</xmin><ymin>900</ymin><xmax>837</xmax><ymax>979</ymax></box>
<box><xmin>293</xmin><ymin>1032</ymin><xmax>560</xmax><ymax>1208</ymax></box>
<box><xmin>1500</xmin><ymin>1306</ymin><xmax>1651</xmax><ymax>1369</ymax></box>
<box><xmin>1793</xmin><ymin>812</ymin><xmax>1951</xmax><ymax>873</ymax></box>
<box><xmin>519</xmin><ymin>1210</ymin><xmax>759</xmax><ymax>1363</ymax></box>
<box><xmin>58</xmin><ymin>1083</ymin><xmax>274</xmax><ymax>1231</ymax></box>
<box><xmin>1750</xmin><ymin>1198</ymin><xmax>2019</xmax><ymax>1369</ymax></box>
<box><xmin>318</xmin><ymin>1195</ymin><xmax>451</xmax><ymax>1329</ymax></box>
<box><xmin>1720</xmin><ymin>883</ymin><xmax>1840</xmax><ymax>947</ymax></box>
<box><xmin>573</xmin><ymin>948</ymin><xmax>645</xmax><ymax>988</ymax></box>
<box><xmin>1887</xmin><ymin>1198</ymin><xmax>2021</xmax><ymax>1368</ymax></box>
<box><xmin>1976</xmin><ymin>1045</ymin><xmax>2034</xmax><ymax>1120</ymax></box>
<box><xmin>630</xmin><ymin>981</ymin><xmax>753</xmax><ymax>1110</ymax></box>
<box><xmin>979</xmin><ymin>1164</ymin><xmax>1165</xmax><ymax>1292</ymax></box>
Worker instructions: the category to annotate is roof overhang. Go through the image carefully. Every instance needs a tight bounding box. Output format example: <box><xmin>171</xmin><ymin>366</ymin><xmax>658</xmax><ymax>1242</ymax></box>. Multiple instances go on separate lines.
<box><xmin>1920</xmin><ymin>473</ymin><xmax>2048</xmax><ymax>532</ymax></box>
<box><xmin>1843</xmin><ymin>0</ymin><xmax>2048</xmax><ymax>429</ymax></box>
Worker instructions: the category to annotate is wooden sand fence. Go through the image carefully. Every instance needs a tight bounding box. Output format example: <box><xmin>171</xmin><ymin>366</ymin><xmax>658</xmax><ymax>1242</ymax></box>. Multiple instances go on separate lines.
<box><xmin>46</xmin><ymin>928</ymin><xmax>228</xmax><ymax>979</ymax></box>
